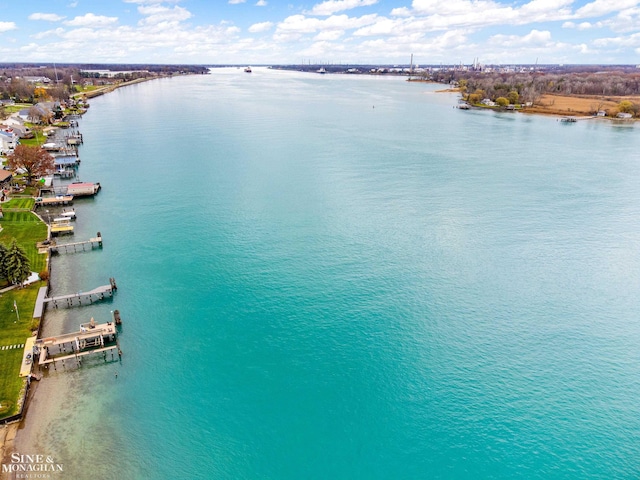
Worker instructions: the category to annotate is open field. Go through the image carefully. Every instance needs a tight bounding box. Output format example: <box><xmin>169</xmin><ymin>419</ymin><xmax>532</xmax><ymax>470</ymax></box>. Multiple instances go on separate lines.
<box><xmin>524</xmin><ymin>94</ymin><xmax>640</xmax><ymax>117</ymax></box>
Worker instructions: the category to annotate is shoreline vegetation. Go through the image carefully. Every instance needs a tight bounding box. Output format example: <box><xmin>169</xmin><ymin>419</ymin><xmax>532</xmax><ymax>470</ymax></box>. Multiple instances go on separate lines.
<box><xmin>434</xmin><ymin>85</ymin><xmax>640</xmax><ymax>118</ymax></box>
<box><xmin>0</xmin><ymin>64</ymin><xmax>206</xmax><ymax>469</ymax></box>
<box><xmin>272</xmin><ymin>63</ymin><xmax>640</xmax><ymax>119</ymax></box>
<box><xmin>0</xmin><ymin>61</ymin><xmax>637</xmax><ymax>470</ymax></box>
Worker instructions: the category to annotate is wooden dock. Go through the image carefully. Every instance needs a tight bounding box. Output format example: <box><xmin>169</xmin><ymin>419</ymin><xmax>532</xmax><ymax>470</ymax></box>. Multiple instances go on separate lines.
<box><xmin>44</xmin><ymin>278</ymin><xmax>117</xmax><ymax>308</ymax></box>
<box><xmin>48</xmin><ymin>233</ymin><xmax>103</xmax><ymax>254</ymax></box>
<box><xmin>35</xmin><ymin>196</ymin><xmax>73</xmax><ymax>207</ymax></box>
<box><xmin>36</xmin><ymin>320</ymin><xmax>121</xmax><ymax>368</ymax></box>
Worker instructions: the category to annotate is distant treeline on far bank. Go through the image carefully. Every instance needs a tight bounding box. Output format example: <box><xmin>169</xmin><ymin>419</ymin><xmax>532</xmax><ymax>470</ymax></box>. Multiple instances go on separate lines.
<box><xmin>0</xmin><ymin>63</ymin><xmax>209</xmax><ymax>103</ymax></box>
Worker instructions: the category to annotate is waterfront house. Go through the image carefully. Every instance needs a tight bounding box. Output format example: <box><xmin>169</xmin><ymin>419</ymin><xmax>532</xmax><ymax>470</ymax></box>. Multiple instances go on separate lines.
<box><xmin>0</xmin><ymin>169</ymin><xmax>13</xmax><ymax>188</ymax></box>
<box><xmin>11</xmin><ymin>125</ymin><xmax>34</xmax><ymax>139</ymax></box>
<box><xmin>616</xmin><ymin>112</ymin><xmax>633</xmax><ymax>119</ymax></box>
<box><xmin>0</xmin><ymin>130</ymin><xmax>18</xmax><ymax>154</ymax></box>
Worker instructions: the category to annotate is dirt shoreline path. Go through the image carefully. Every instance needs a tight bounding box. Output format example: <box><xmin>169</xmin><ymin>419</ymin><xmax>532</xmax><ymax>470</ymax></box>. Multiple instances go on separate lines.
<box><xmin>0</xmin><ymin>423</ymin><xmax>18</xmax><ymax>476</ymax></box>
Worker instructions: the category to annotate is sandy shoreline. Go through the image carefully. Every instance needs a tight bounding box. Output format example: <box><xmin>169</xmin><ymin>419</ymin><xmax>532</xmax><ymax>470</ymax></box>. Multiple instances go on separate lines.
<box><xmin>0</xmin><ymin>72</ymin><xmax>188</xmax><ymax>478</ymax></box>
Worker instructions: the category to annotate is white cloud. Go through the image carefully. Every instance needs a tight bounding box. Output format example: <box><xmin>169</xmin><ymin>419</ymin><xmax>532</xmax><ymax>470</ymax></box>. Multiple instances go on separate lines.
<box><xmin>575</xmin><ymin>0</ymin><xmax>639</xmax><ymax>18</ymax></box>
<box><xmin>5</xmin><ymin>0</ymin><xmax>640</xmax><ymax>64</ymax></box>
<box><xmin>314</xmin><ymin>30</ymin><xmax>344</xmax><ymax>40</ymax></box>
<box><xmin>353</xmin><ymin>17</ymin><xmax>402</xmax><ymax>36</ymax></box>
<box><xmin>594</xmin><ymin>31</ymin><xmax>640</xmax><ymax>47</ymax></box>
<box><xmin>124</xmin><ymin>0</ymin><xmax>183</xmax><ymax>3</ymax></box>
<box><xmin>395</xmin><ymin>0</ymin><xmax>574</xmax><ymax>31</ymax></box>
<box><xmin>248</xmin><ymin>21</ymin><xmax>273</xmax><ymax>33</ymax></box>
<box><xmin>595</xmin><ymin>7</ymin><xmax>640</xmax><ymax>32</ymax></box>
<box><xmin>0</xmin><ymin>22</ymin><xmax>17</xmax><ymax>33</ymax></box>
<box><xmin>137</xmin><ymin>5</ymin><xmax>192</xmax><ymax>26</ymax></box>
<box><xmin>565</xmin><ymin>19</ymin><xmax>604</xmax><ymax>30</ymax></box>
<box><xmin>33</xmin><ymin>28</ymin><xmax>67</xmax><ymax>40</ymax></box>
<box><xmin>308</xmin><ymin>0</ymin><xmax>378</xmax><ymax>16</ymax></box>
<box><xmin>64</xmin><ymin>14</ymin><xmax>118</xmax><ymax>28</ymax></box>
<box><xmin>489</xmin><ymin>29</ymin><xmax>552</xmax><ymax>47</ymax></box>
<box><xmin>276</xmin><ymin>13</ymin><xmax>378</xmax><ymax>36</ymax></box>
<box><xmin>29</xmin><ymin>13</ymin><xmax>66</xmax><ymax>22</ymax></box>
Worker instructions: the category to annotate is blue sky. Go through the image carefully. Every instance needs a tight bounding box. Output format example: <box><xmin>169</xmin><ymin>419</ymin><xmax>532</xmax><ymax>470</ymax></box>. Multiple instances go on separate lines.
<box><xmin>0</xmin><ymin>0</ymin><xmax>639</xmax><ymax>64</ymax></box>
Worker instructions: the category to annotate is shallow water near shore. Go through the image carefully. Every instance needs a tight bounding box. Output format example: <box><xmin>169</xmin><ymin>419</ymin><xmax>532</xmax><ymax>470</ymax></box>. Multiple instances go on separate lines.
<box><xmin>13</xmin><ymin>68</ymin><xmax>640</xmax><ymax>479</ymax></box>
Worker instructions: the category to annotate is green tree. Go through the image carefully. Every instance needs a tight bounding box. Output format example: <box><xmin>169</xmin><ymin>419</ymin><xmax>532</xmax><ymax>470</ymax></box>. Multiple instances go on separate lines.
<box><xmin>495</xmin><ymin>97</ymin><xmax>509</xmax><ymax>107</ymax></box>
<box><xmin>7</xmin><ymin>145</ymin><xmax>55</xmax><ymax>185</ymax></box>
<box><xmin>473</xmin><ymin>89</ymin><xmax>486</xmax><ymax>100</ymax></box>
<box><xmin>618</xmin><ymin>100</ymin><xmax>636</xmax><ymax>115</ymax></box>
<box><xmin>507</xmin><ymin>90</ymin><xmax>520</xmax><ymax>104</ymax></box>
<box><xmin>4</xmin><ymin>239</ymin><xmax>30</xmax><ymax>285</ymax></box>
<box><xmin>0</xmin><ymin>242</ymin><xmax>8</xmax><ymax>281</ymax></box>
<box><xmin>468</xmin><ymin>93</ymin><xmax>481</xmax><ymax>104</ymax></box>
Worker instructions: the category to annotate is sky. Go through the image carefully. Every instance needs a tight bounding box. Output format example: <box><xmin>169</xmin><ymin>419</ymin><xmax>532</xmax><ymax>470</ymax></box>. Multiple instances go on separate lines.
<box><xmin>0</xmin><ymin>0</ymin><xmax>639</xmax><ymax>65</ymax></box>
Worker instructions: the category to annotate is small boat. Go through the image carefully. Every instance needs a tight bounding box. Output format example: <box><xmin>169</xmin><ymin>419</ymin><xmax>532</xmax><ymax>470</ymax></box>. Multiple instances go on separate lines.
<box><xmin>60</xmin><ymin>209</ymin><xmax>76</xmax><ymax>219</ymax></box>
<box><xmin>50</xmin><ymin>218</ymin><xmax>74</xmax><ymax>235</ymax></box>
<box><xmin>317</xmin><ymin>67</ymin><xmax>327</xmax><ymax>74</ymax></box>
<box><xmin>244</xmin><ymin>66</ymin><xmax>252</xmax><ymax>73</ymax></box>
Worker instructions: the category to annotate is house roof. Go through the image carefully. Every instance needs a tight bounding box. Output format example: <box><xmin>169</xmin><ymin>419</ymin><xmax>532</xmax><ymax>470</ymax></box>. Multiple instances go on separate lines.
<box><xmin>0</xmin><ymin>130</ymin><xmax>16</xmax><ymax>139</ymax></box>
<box><xmin>0</xmin><ymin>170</ymin><xmax>13</xmax><ymax>182</ymax></box>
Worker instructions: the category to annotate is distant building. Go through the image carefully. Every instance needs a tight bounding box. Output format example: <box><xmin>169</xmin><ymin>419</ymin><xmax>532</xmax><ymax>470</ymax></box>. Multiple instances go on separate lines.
<box><xmin>22</xmin><ymin>76</ymin><xmax>52</xmax><ymax>84</ymax></box>
<box><xmin>80</xmin><ymin>69</ymin><xmax>149</xmax><ymax>78</ymax></box>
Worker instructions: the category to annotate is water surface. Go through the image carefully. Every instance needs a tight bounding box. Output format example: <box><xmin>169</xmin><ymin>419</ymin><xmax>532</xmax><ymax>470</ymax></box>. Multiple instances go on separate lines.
<box><xmin>16</xmin><ymin>68</ymin><xmax>640</xmax><ymax>479</ymax></box>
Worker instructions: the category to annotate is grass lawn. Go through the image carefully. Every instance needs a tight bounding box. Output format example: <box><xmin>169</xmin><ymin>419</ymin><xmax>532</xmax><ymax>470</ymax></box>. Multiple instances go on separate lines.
<box><xmin>0</xmin><ymin>351</ymin><xmax>27</xmax><ymax>417</ymax></box>
<box><xmin>0</xmin><ymin>200</ymin><xmax>47</xmax><ymax>420</ymax></box>
<box><xmin>2</xmin><ymin>104</ymin><xmax>30</xmax><ymax>115</ymax></box>
<box><xmin>3</xmin><ymin>198</ymin><xmax>35</xmax><ymax>210</ymax></box>
<box><xmin>0</xmin><ymin>283</ymin><xmax>41</xmax><ymax>417</ymax></box>
<box><xmin>0</xmin><ymin>210</ymin><xmax>48</xmax><ymax>275</ymax></box>
<box><xmin>16</xmin><ymin>137</ymin><xmax>44</xmax><ymax>147</ymax></box>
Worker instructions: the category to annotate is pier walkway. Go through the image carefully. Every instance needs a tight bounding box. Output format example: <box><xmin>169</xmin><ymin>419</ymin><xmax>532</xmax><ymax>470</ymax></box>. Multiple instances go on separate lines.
<box><xmin>48</xmin><ymin>233</ymin><xmax>103</xmax><ymax>254</ymax></box>
<box><xmin>34</xmin><ymin>196</ymin><xmax>73</xmax><ymax>207</ymax></box>
<box><xmin>42</xmin><ymin>278</ymin><xmax>117</xmax><ymax>308</ymax></box>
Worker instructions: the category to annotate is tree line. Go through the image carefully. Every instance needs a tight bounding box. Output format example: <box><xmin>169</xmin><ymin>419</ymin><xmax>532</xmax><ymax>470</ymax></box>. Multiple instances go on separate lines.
<box><xmin>0</xmin><ymin>64</ymin><xmax>209</xmax><ymax>103</ymax></box>
<box><xmin>429</xmin><ymin>70</ymin><xmax>640</xmax><ymax>107</ymax></box>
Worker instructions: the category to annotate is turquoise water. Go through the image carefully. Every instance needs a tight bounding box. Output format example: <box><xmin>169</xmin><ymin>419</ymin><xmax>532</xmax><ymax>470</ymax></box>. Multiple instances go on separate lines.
<box><xmin>16</xmin><ymin>68</ymin><xmax>640</xmax><ymax>479</ymax></box>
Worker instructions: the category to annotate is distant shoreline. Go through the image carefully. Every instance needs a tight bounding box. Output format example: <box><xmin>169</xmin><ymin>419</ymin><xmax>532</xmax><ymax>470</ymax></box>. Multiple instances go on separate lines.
<box><xmin>72</xmin><ymin>75</ymin><xmax>170</xmax><ymax>100</ymax></box>
<box><xmin>435</xmin><ymin>89</ymin><xmax>638</xmax><ymax>119</ymax></box>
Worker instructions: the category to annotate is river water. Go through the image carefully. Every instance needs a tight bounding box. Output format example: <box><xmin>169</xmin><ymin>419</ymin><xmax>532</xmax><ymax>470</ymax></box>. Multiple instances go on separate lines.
<box><xmin>14</xmin><ymin>67</ymin><xmax>640</xmax><ymax>479</ymax></box>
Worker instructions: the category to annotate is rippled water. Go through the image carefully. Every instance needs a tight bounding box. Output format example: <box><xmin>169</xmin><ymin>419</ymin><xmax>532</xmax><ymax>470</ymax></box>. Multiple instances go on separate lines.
<box><xmin>15</xmin><ymin>68</ymin><xmax>640</xmax><ymax>479</ymax></box>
